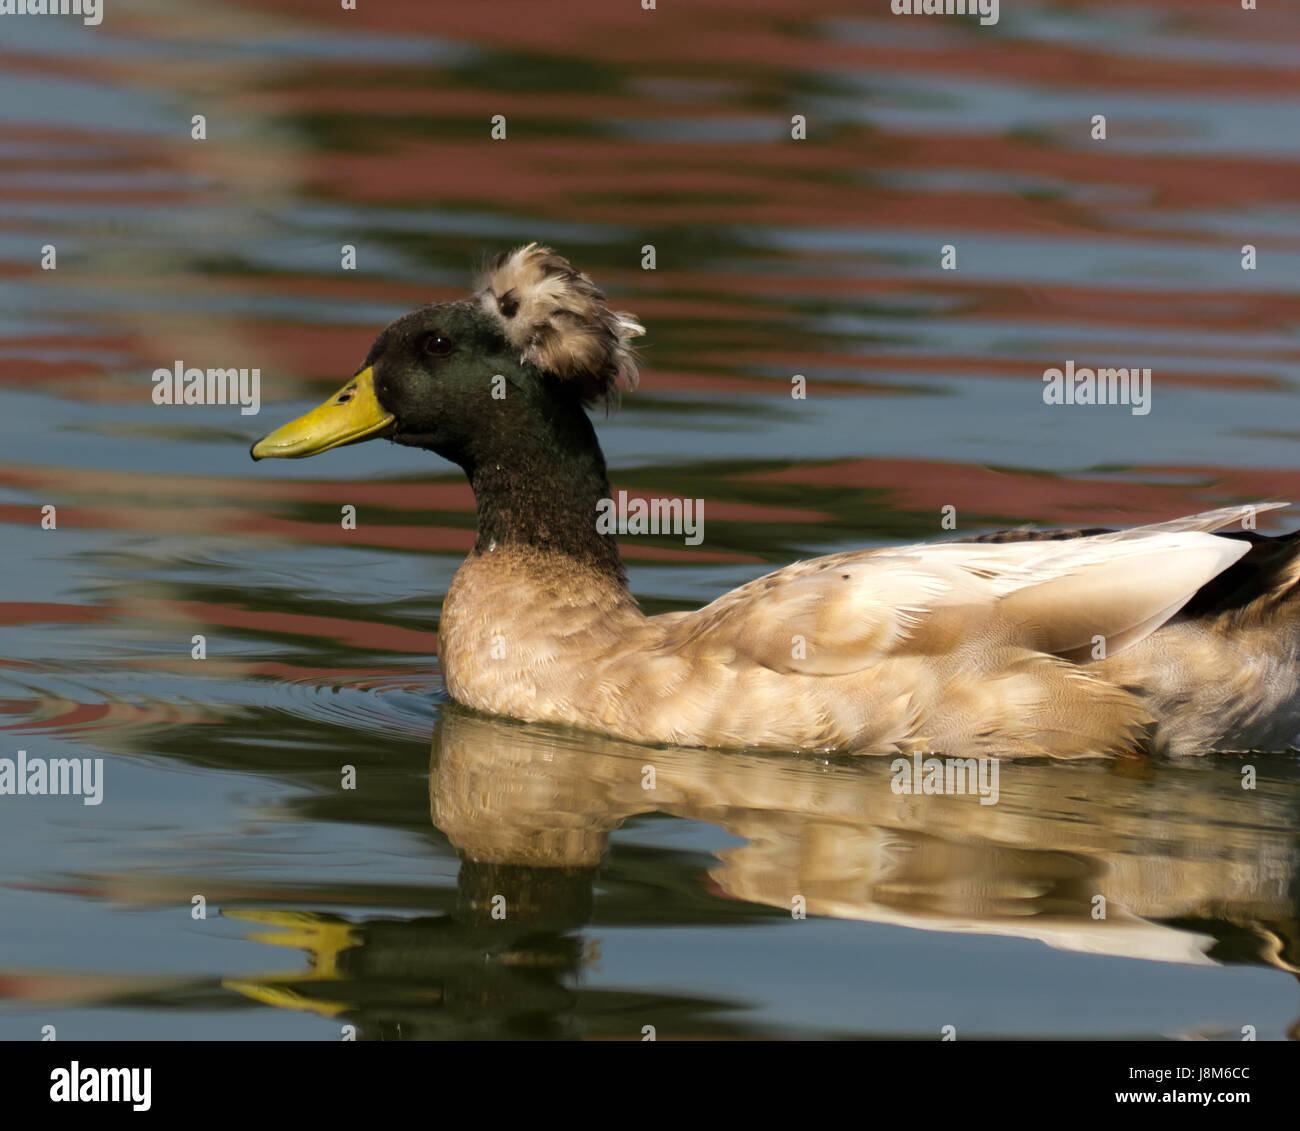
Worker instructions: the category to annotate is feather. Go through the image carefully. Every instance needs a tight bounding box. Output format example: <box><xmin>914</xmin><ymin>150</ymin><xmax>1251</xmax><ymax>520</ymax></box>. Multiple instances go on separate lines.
<box><xmin>474</xmin><ymin>243</ymin><xmax>644</xmax><ymax>408</ymax></box>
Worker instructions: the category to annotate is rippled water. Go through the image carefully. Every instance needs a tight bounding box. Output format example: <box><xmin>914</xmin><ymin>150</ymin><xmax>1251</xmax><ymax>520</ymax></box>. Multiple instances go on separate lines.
<box><xmin>2</xmin><ymin>0</ymin><xmax>1299</xmax><ymax>1039</ymax></box>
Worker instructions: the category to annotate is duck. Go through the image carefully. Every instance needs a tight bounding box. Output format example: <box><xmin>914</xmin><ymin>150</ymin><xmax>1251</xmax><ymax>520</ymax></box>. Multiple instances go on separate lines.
<box><xmin>251</xmin><ymin>244</ymin><xmax>1300</xmax><ymax>759</ymax></box>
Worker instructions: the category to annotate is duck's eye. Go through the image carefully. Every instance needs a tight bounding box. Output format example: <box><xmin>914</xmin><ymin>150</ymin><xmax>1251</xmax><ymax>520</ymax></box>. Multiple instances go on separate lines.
<box><xmin>421</xmin><ymin>334</ymin><xmax>454</xmax><ymax>358</ymax></box>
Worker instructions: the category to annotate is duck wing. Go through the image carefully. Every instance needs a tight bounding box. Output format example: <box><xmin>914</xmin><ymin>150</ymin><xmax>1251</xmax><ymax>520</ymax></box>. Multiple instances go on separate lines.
<box><xmin>684</xmin><ymin>506</ymin><xmax>1267</xmax><ymax>676</ymax></box>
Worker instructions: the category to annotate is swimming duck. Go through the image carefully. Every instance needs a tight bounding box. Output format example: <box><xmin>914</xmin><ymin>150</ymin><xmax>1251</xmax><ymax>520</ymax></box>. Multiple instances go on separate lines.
<box><xmin>251</xmin><ymin>245</ymin><xmax>1300</xmax><ymax>759</ymax></box>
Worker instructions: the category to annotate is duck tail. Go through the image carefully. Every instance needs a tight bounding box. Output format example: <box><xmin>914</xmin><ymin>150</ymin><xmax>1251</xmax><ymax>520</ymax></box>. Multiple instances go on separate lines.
<box><xmin>1179</xmin><ymin>526</ymin><xmax>1300</xmax><ymax>625</ymax></box>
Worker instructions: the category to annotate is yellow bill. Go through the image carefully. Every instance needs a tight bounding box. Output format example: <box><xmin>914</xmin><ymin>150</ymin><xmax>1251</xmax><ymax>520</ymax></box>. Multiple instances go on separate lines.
<box><xmin>251</xmin><ymin>366</ymin><xmax>394</xmax><ymax>460</ymax></box>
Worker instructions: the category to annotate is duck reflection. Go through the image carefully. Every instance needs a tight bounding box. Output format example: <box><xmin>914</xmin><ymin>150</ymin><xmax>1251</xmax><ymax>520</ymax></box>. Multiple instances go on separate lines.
<box><xmin>223</xmin><ymin>870</ymin><xmax>596</xmax><ymax>1040</ymax></box>
<box><xmin>431</xmin><ymin>708</ymin><xmax>1300</xmax><ymax>969</ymax></box>
<box><xmin>224</xmin><ymin>706</ymin><xmax>1300</xmax><ymax>1039</ymax></box>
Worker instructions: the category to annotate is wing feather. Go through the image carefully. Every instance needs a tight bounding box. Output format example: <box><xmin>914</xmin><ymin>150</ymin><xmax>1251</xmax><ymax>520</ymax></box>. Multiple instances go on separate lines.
<box><xmin>685</xmin><ymin>507</ymin><xmax>1265</xmax><ymax>676</ymax></box>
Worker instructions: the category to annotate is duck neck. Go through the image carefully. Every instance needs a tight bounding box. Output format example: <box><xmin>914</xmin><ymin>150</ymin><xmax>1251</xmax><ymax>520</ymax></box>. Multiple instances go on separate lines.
<box><xmin>463</xmin><ymin>395</ymin><xmax>626</xmax><ymax>586</ymax></box>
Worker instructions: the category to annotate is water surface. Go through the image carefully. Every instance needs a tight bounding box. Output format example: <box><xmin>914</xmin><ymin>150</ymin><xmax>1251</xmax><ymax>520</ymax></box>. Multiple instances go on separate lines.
<box><xmin>1</xmin><ymin>0</ymin><xmax>1298</xmax><ymax>1039</ymax></box>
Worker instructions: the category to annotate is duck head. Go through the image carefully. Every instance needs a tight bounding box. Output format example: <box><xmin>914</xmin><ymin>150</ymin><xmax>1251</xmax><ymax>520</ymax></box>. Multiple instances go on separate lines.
<box><xmin>250</xmin><ymin>243</ymin><xmax>644</xmax><ymax>470</ymax></box>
